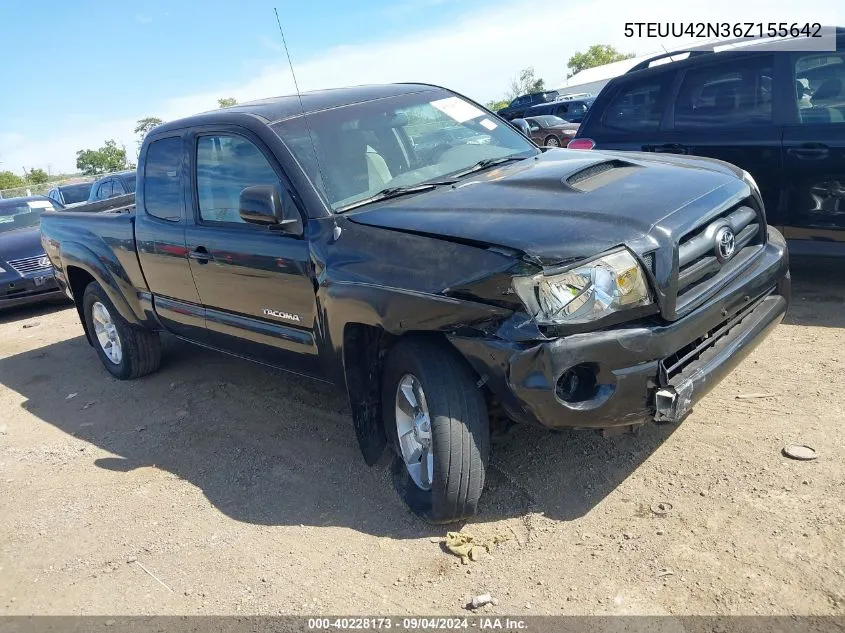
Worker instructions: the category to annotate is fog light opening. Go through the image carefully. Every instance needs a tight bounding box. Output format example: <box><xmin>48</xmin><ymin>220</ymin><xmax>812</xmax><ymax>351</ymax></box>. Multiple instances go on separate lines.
<box><xmin>555</xmin><ymin>364</ymin><xmax>598</xmax><ymax>403</ymax></box>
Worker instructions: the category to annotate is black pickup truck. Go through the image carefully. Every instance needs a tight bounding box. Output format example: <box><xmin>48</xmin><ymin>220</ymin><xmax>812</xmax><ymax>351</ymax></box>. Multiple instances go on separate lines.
<box><xmin>41</xmin><ymin>83</ymin><xmax>790</xmax><ymax>523</ymax></box>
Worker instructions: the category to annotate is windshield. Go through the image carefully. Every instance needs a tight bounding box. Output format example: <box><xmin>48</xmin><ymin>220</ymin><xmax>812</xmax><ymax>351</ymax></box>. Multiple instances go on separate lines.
<box><xmin>59</xmin><ymin>182</ymin><xmax>92</xmax><ymax>204</ymax></box>
<box><xmin>274</xmin><ymin>89</ymin><xmax>537</xmax><ymax>211</ymax></box>
<box><xmin>532</xmin><ymin>115</ymin><xmax>567</xmax><ymax>127</ymax></box>
<box><xmin>0</xmin><ymin>199</ymin><xmax>53</xmax><ymax>233</ymax></box>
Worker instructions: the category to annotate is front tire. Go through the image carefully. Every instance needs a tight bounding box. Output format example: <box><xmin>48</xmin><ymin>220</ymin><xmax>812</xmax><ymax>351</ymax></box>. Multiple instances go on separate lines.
<box><xmin>544</xmin><ymin>135</ymin><xmax>561</xmax><ymax>147</ymax></box>
<box><xmin>382</xmin><ymin>337</ymin><xmax>489</xmax><ymax>523</ymax></box>
<box><xmin>82</xmin><ymin>282</ymin><xmax>161</xmax><ymax>380</ymax></box>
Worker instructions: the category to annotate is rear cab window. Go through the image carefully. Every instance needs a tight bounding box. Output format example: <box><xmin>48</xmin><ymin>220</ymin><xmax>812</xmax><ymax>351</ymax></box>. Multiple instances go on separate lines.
<box><xmin>602</xmin><ymin>74</ymin><xmax>674</xmax><ymax>132</ymax></box>
<box><xmin>144</xmin><ymin>137</ymin><xmax>183</xmax><ymax>221</ymax></box>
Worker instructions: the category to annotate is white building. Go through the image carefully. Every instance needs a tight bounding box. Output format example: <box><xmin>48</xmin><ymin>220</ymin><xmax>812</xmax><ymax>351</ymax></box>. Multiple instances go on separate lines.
<box><xmin>553</xmin><ymin>54</ymin><xmax>652</xmax><ymax>99</ymax></box>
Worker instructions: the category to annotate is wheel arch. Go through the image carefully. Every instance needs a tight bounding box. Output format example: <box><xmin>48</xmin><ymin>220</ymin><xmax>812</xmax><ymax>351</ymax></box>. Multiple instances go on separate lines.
<box><xmin>341</xmin><ymin>323</ymin><xmax>484</xmax><ymax>466</ymax></box>
<box><xmin>60</xmin><ymin>241</ymin><xmax>147</xmax><ymax>329</ymax></box>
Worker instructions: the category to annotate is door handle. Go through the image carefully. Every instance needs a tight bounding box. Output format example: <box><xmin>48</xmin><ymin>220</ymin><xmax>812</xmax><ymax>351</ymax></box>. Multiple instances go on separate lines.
<box><xmin>189</xmin><ymin>247</ymin><xmax>214</xmax><ymax>263</ymax></box>
<box><xmin>787</xmin><ymin>144</ymin><xmax>829</xmax><ymax>160</ymax></box>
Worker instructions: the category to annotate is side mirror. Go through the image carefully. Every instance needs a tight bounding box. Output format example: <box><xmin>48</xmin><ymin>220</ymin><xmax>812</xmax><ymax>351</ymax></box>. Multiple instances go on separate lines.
<box><xmin>239</xmin><ymin>185</ymin><xmax>303</xmax><ymax>236</ymax></box>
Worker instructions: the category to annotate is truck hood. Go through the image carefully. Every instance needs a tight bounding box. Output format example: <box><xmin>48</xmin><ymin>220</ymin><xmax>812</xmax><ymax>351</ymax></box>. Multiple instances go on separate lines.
<box><xmin>346</xmin><ymin>149</ymin><xmax>749</xmax><ymax>266</ymax></box>
<box><xmin>0</xmin><ymin>226</ymin><xmax>43</xmax><ymax>263</ymax></box>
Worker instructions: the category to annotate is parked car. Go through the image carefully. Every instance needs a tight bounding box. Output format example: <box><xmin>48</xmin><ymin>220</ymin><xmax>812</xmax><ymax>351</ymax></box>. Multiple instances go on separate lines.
<box><xmin>524</xmin><ymin>97</ymin><xmax>595</xmax><ymax>123</ymax></box>
<box><xmin>0</xmin><ymin>196</ymin><xmax>66</xmax><ymax>309</ymax></box>
<box><xmin>523</xmin><ymin>115</ymin><xmax>580</xmax><ymax>147</ymax></box>
<box><xmin>496</xmin><ymin>90</ymin><xmax>560</xmax><ymax>120</ymax></box>
<box><xmin>47</xmin><ymin>181</ymin><xmax>93</xmax><ymax>208</ymax></box>
<box><xmin>42</xmin><ymin>83</ymin><xmax>789</xmax><ymax>523</ymax></box>
<box><xmin>87</xmin><ymin>170</ymin><xmax>136</xmax><ymax>203</ymax></box>
<box><xmin>569</xmin><ymin>30</ymin><xmax>845</xmax><ymax>257</ymax></box>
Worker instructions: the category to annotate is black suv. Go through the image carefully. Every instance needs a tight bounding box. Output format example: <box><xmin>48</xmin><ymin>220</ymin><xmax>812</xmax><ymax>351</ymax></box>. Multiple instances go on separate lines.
<box><xmin>496</xmin><ymin>90</ymin><xmax>560</xmax><ymax>120</ymax></box>
<box><xmin>524</xmin><ymin>97</ymin><xmax>595</xmax><ymax>123</ymax></box>
<box><xmin>570</xmin><ymin>31</ymin><xmax>845</xmax><ymax>257</ymax></box>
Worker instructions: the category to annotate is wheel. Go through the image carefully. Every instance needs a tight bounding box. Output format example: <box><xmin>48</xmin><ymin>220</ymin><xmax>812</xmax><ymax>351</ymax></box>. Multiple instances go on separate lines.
<box><xmin>82</xmin><ymin>282</ymin><xmax>161</xmax><ymax>380</ymax></box>
<box><xmin>544</xmin><ymin>135</ymin><xmax>561</xmax><ymax>147</ymax></box>
<box><xmin>382</xmin><ymin>337</ymin><xmax>489</xmax><ymax>523</ymax></box>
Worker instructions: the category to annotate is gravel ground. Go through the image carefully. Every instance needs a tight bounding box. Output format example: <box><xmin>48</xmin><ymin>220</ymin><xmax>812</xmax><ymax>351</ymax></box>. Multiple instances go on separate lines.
<box><xmin>0</xmin><ymin>262</ymin><xmax>843</xmax><ymax>616</ymax></box>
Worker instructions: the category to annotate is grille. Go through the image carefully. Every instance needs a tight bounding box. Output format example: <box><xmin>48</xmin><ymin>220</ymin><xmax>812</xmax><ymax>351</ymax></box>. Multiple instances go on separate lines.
<box><xmin>674</xmin><ymin>201</ymin><xmax>764</xmax><ymax>315</ymax></box>
<box><xmin>661</xmin><ymin>290</ymin><xmax>770</xmax><ymax>384</ymax></box>
<box><xmin>8</xmin><ymin>254</ymin><xmax>52</xmax><ymax>276</ymax></box>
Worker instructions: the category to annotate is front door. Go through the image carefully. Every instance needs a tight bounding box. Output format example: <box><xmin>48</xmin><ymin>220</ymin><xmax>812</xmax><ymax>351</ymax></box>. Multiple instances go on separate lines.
<box><xmin>183</xmin><ymin>129</ymin><xmax>321</xmax><ymax>377</ymax></box>
<box><xmin>780</xmin><ymin>49</ymin><xmax>845</xmax><ymax>256</ymax></box>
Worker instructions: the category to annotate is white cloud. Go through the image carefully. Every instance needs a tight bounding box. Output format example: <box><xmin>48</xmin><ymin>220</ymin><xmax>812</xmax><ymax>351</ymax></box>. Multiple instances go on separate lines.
<box><xmin>2</xmin><ymin>0</ymin><xmax>839</xmax><ymax>173</ymax></box>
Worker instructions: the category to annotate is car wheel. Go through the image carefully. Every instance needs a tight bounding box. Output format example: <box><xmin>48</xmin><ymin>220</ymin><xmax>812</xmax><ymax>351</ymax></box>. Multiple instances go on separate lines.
<box><xmin>82</xmin><ymin>281</ymin><xmax>161</xmax><ymax>380</ymax></box>
<box><xmin>544</xmin><ymin>135</ymin><xmax>561</xmax><ymax>147</ymax></box>
<box><xmin>382</xmin><ymin>336</ymin><xmax>489</xmax><ymax>523</ymax></box>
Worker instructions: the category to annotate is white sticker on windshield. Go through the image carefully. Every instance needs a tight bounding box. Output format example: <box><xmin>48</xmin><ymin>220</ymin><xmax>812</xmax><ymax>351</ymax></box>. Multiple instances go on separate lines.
<box><xmin>479</xmin><ymin>118</ymin><xmax>498</xmax><ymax>131</ymax></box>
<box><xmin>430</xmin><ymin>97</ymin><xmax>483</xmax><ymax>123</ymax></box>
<box><xmin>27</xmin><ymin>200</ymin><xmax>52</xmax><ymax>209</ymax></box>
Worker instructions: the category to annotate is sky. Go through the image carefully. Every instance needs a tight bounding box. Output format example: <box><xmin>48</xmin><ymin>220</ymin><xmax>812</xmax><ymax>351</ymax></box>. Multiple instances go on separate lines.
<box><xmin>0</xmin><ymin>0</ymin><xmax>840</xmax><ymax>174</ymax></box>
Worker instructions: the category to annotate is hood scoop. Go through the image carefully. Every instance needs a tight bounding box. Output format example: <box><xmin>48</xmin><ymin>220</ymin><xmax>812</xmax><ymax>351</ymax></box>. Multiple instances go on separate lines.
<box><xmin>566</xmin><ymin>159</ymin><xmax>641</xmax><ymax>192</ymax></box>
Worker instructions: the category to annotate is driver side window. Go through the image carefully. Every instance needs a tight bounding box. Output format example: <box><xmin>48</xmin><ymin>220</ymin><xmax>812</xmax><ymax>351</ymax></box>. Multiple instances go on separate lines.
<box><xmin>196</xmin><ymin>134</ymin><xmax>281</xmax><ymax>224</ymax></box>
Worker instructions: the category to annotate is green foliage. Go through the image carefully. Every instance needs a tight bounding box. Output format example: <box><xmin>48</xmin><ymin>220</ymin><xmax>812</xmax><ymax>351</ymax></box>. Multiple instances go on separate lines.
<box><xmin>508</xmin><ymin>67</ymin><xmax>545</xmax><ymax>100</ymax></box>
<box><xmin>0</xmin><ymin>170</ymin><xmax>24</xmax><ymax>190</ymax></box>
<box><xmin>486</xmin><ymin>99</ymin><xmax>510</xmax><ymax>113</ymax></box>
<box><xmin>218</xmin><ymin>97</ymin><xmax>238</xmax><ymax>108</ymax></box>
<box><xmin>567</xmin><ymin>45</ymin><xmax>635</xmax><ymax>78</ymax></box>
<box><xmin>25</xmin><ymin>168</ymin><xmax>49</xmax><ymax>185</ymax></box>
<box><xmin>75</xmin><ymin>140</ymin><xmax>128</xmax><ymax>176</ymax></box>
<box><xmin>134</xmin><ymin>116</ymin><xmax>164</xmax><ymax>151</ymax></box>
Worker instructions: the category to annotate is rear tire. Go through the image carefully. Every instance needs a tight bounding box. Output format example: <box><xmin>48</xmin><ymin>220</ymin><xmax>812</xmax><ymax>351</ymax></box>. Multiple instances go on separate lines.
<box><xmin>382</xmin><ymin>337</ymin><xmax>489</xmax><ymax>523</ymax></box>
<box><xmin>82</xmin><ymin>282</ymin><xmax>161</xmax><ymax>380</ymax></box>
<box><xmin>544</xmin><ymin>135</ymin><xmax>561</xmax><ymax>147</ymax></box>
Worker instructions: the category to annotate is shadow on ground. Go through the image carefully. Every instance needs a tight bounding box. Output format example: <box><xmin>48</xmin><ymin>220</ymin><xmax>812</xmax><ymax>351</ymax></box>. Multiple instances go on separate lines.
<box><xmin>0</xmin><ymin>331</ymin><xmax>676</xmax><ymax>538</ymax></box>
<box><xmin>784</xmin><ymin>257</ymin><xmax>845</xmax><ymax>328</ymax></box>
<box><xmin>0</xmin><ymin>298</ymin><xmax>72</xmax><ymax>324</ymax></box>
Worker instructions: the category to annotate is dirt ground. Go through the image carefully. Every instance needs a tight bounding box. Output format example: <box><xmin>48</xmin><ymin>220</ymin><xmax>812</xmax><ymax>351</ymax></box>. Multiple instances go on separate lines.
<box><xmin>0</xmin><ymin>261</ymin><xmax>843</xmax><ymax>616</ymax></box>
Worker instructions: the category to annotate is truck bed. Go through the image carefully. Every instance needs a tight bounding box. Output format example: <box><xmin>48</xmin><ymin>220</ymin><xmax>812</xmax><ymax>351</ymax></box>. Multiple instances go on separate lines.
<box><xmin>40</xmin><ymin>198</ymin><xmax>148</xmax><ymax>307</ymax></box>
<box><xmin>62</xmin><ymin>193</ymin><xmax>135</xmax><ymax>215</ymax></box>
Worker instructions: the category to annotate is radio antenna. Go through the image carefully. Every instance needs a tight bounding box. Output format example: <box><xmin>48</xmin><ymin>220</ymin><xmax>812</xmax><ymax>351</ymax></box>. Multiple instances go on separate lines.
<box><xmin>273</xmin><ymin>8</ymin><xmax>340</xmax><ymax>240</ymax></box>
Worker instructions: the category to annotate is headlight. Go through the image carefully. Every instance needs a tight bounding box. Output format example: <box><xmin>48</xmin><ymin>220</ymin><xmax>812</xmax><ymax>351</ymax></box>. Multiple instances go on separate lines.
<box><xmin>512</xmin><ymin>249</ymin><xmax>652</xmax><ymax>325</ymax></box>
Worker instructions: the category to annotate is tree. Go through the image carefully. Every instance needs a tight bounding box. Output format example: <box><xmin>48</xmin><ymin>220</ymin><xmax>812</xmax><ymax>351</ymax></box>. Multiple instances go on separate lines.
<box><xmin>25</xmin><ymin>168</ymin><xmax>49</xmax><ymax>185</ymax></box>
<box><xmin>0</xmin><ymin>170</ymin><xmax>24</xmax><ymax>190</ymax></box>
<box><xmin>76</xmin><ymin>140</ymin><xmax>128</xmax><ymax>176</ymax></box>
<box><xmin>218</xmin><ymin>97</ymin><xmax>238</xmax><ymax>108</ymax></box>
<box><xmin>134</xmin><ymin>117</ymin><xmax>163</xmax><ymax>149</ymax></box>
<box><xmin>508</xmin><ymin>67</ymin><xmax>545</xmax><ymax>100</ymax></box>
<box><xmin>486</xmin><ymin>99</ymin><xmax>510</xmax><ymax>113</ymax></box>
<box><xmin>567</xmin><ymin>44</ymin><xmax>635</xmax><ymax>78</ymax></box>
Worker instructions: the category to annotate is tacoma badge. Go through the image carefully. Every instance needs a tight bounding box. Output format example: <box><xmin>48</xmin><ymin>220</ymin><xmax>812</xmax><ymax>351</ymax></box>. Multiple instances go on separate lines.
<box><xmin>262</xmin><ymin>308</ymin><xmax>301</xmax><ymax>322</ymax></box>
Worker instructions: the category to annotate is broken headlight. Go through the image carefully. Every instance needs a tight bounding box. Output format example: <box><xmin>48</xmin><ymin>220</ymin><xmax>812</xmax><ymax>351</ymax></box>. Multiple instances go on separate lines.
<box><xmin>512</xmin><ymin>249</ymin><xmax>652</xmax><ymax>325</ymax></box>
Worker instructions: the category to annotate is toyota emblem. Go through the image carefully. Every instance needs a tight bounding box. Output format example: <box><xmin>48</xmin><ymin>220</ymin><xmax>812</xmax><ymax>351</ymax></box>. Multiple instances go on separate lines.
<box><xmin>715</xmin><ymin>226</ymin><xmax>736</xmax><ymax>262</ymax></box>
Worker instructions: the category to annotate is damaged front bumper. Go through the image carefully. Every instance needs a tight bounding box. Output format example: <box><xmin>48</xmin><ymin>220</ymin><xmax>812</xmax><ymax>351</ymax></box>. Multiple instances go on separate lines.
<box><xmin>449</xmin><ymin>228</ymin><xmax>790</xmax><ymax>430</ymax></box>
